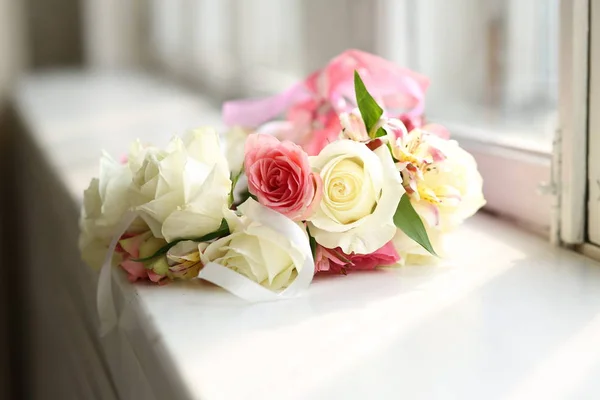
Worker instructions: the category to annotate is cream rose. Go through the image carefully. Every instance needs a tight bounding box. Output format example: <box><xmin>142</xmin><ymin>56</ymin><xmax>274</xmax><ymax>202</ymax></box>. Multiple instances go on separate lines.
<box><xmin>392</xmin><ymin>226</ymin><xmax>445</xmax><ymax>266</ymax></box>
<box><xmin>411</xmin><ymin>136</ymin><xmax>485</xmax><ymax>231</ymax></box>
<box><xmin>79</xmin><ymin>154</ymin><xmax>134</xmax><ymax>269</ymax></box>
<box><xmin>128</xmin><ymin>128</ymin><xmax>232</xmax><ymax>242</ymax></box>
<box><xmin>201</xmin><ymin>200</ymin><xmax>306</xmax><ymax>290</ymax></box>
<box><xmin>307</xmin><ymin>140</ymin><xmax>404</xmax><ymax>254</ymax></box>
<box><xmin>222</xmin><ymin>126</ymin><xmax>250</xmax><ymax>175</ymax></box>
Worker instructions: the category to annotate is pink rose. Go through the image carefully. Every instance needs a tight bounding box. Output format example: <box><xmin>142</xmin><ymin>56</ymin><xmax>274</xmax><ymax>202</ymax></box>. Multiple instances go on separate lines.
<box><xmin>315</xmin><ymin>241</ymin><xmax>400</xmax><ymax>274</ymax></box>
<box><xmin>245</xmin><ymin>133</ymin><xmax>322</xmax><ymax>221</ymax></box>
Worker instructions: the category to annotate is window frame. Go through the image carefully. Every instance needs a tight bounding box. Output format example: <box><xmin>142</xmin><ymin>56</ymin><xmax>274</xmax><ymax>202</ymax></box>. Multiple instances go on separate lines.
<box><xmin>584</xmin><ymin>0</ymin><xmax>600</xmax><ymax>253</ymax></box>
<box><xmin>557</xmin><ymin>0</ymin><xmax>589</xmax><ymax>246</ymax></box>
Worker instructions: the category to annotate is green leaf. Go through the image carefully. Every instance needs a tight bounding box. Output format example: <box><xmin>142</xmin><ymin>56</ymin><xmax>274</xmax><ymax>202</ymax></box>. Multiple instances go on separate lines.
<box><xmin>232</xmin><ymin>189</ymin><xmax>256</xmax><ymax>208</ymax></box>
<box><xmin>229</xmin><ymin>165</ymin><xmax>245</xmax><ymax>206</ymax></box>
<box><xmin>373</xmin><ymin>127</ymin><xmax>387</xmax><ymax>138</ymax></box>
<box><xmin>148</xmin><ymin>257</ymin><xmax>170</xmax><ymax>275</ymax></box>
<box><xmin>354</xmin><ymin>70</ymin><xmax>384</xmax><ymax>138</ymax></box>
<box><xmin>132</xmin><ymin>219</ymin><xmax>230</xmax><ymax>263</ymax></box>
<box><xmin>387</xmin><ymin>143</ymin><xmax>400</xmax><ymax>163</ymax></box>
<box><xmin>393</xmin><ymin>194</ymin><xmax>438</xmax><ymax>256</ymax></box>
<box><xmin>308</xmin><ymin>232</ymin><xmax>317</xmax><ymax>260</ymax></box>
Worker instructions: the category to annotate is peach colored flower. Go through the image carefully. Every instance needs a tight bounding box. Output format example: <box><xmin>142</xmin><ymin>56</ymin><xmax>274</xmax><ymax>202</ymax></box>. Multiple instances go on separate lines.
<box><xmin>245</xmin><ymin>134</ymin><xmax>321</xmax><ymax>221</ymax></box>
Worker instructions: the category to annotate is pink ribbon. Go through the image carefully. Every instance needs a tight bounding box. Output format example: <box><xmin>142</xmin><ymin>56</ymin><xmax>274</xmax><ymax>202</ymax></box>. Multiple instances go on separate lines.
<box><xmin>222</xmin><ymin>82</ymin><xmax>311</xmax><ymax>127</ymax></box>
<box><xmin>222</xmin><ymin>49</ymin><xmax>429</xmax><ymax>128</ymax></box>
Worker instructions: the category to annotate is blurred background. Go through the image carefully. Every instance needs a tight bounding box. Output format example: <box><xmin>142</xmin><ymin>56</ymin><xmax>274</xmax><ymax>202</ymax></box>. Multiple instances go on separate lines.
<box><xmin>0</xmin><ymin>0</ymin><xmax>559</xmax><ymax>147</ymax></box>
<box><xmin>0</xmin><ymin>0</ymin><xmax>559</xmax><ymax>398</ymax></box>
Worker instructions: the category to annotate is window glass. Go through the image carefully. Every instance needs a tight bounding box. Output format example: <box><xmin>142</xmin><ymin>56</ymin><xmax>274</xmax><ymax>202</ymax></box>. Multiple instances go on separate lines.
<box><xmin>381</xmin><ymin>0</ymin><xmax>559</xmax><ymax>149</ymax></box>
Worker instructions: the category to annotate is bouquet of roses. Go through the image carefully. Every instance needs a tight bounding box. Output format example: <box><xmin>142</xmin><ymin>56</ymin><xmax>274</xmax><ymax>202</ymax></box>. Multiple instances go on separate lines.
<box><xmin>80</xmin><ymin>50</ymin><xmax>485</xmax><ymax>300</ymax></box>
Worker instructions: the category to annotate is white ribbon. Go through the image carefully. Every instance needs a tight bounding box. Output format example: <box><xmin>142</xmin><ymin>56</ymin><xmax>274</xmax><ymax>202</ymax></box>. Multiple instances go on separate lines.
<box><xmin>97</xmin><ymin>202</ymin><xmax>314</xmax><ymax>336</ymax></box>
<box><xmin>198</xmin><ymin>200</ymin><xmax>314</xmax><ymax>301</ymax></box>
<box><xmin>97</xmin><ymin>211</ymin><xmax>138</xmax><ymax>337</ymax></box>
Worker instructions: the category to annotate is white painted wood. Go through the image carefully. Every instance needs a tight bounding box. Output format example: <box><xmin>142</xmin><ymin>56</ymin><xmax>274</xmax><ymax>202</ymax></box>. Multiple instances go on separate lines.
<box><xmin>14</xmin><ymin>71</ymin><xmax>600</xmax><ymax>400</ymax></box>
<box><xmin>558</xmin><ymin>0</ymin><xmax>589</xmax><ymax>245</ymax></box>
<box><xmin>587</xmin><ymin>1</ymin><xmax>600</xmax><ymax>245</ymax></box>
<box><xmin>456</xmin><ymin>137</ymin><xmax>551</xmax><ymax>235</ymax></box>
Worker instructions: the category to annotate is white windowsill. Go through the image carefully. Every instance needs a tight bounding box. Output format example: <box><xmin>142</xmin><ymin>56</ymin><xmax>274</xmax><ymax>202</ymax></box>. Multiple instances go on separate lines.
<box><xmin>14</xmin><ymin>70</ymin><xmax>600</xmax><ymax>400</ymax></box>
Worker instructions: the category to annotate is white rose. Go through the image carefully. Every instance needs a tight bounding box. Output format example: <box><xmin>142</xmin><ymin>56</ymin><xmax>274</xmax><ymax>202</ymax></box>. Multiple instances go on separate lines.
<box><xmin>201</xmin><ymin>200</ymin><xmax>306</xmax><ymax>290</ymax></box>
<box><xmin>307</xmin><ymin>140</ymin><xmax>405</xmax><ymax>254</ymax></box>
<box><xmin>222</xmin><ymin>126</ymin><xmax>250</xmax><ymax>175</ymax></box>
<box><xmin>392</xmin><ymin>226</ymin><xmax>445</xmax><ymax>266</ymax></box>
<box><xmin>129</xmin><ymin>127</ymin><xmax>232</xmax><ymax>242</ymax></box>
<box><xmin>79</xmin><ymin>154</ymin><xmax>134</xmax><ymax>269</ymax></box>
<box><xmin>411</xmin><ymin>137</ymin><xmax>485</xmax><ymax>231</ymax></box>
